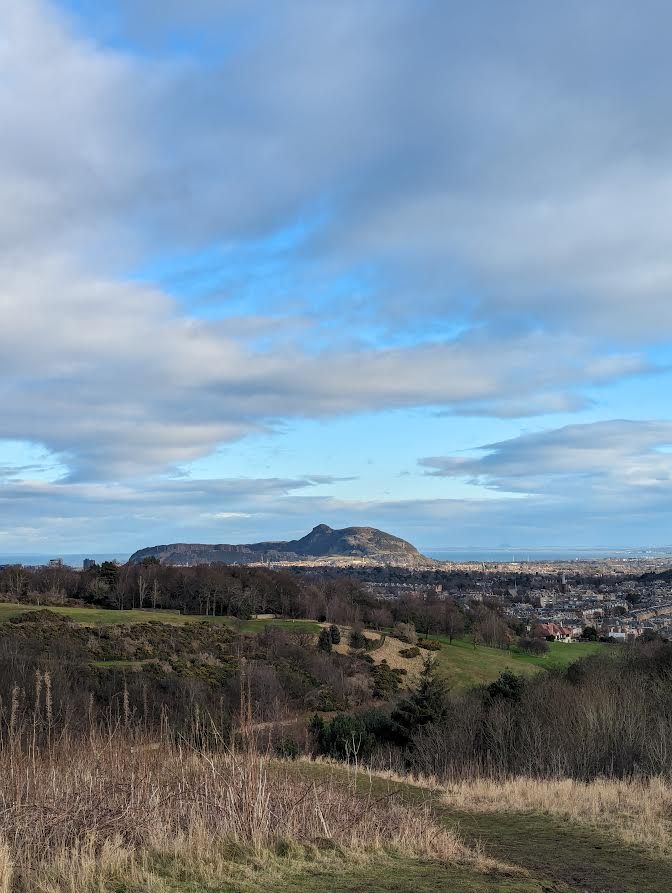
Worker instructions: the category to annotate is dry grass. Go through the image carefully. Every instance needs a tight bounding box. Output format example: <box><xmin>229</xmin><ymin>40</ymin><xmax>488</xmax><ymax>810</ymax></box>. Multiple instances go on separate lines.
<box><xmin>0</xmin><ymin>735</ymin><xmax>509</xmax><ymax>892</ymax></box>
<box><xmin>328</xmin><ymin>626</ymin><xmax>425</xmax><ymax>682</ymax></box>
<box><xmin>440</xmin><ymin>775</ymin><xmax>672</xmax><ymax>857</ymax></box>
<box><xmin>338</xmin><ymin>762</ymin><xmax>672</xmax><ymax>858</ymax></box>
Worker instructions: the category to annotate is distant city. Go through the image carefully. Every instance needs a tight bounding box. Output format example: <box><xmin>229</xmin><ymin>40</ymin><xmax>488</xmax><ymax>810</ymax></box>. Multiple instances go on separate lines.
<box><xmin>2</xmin><ymin>546</ymin><xmax>671</xmax><ymax>569</ymax></box>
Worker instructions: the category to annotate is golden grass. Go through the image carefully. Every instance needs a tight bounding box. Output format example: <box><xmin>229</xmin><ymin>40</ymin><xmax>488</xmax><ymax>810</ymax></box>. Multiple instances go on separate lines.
<box><xmin>441</xmin><ymin>776</ymin><xmax>672</xmax><ymax>857</ymax></box>
<box><xmin>329</xmin><ymin>626</ymin><xmax>425</xmax><ymax>682</ymax></box>
<box><xmin>0</xmin><ymin>841</ymin><xmax>12</xmax><ymax>893</ymax></box>
<box><xmin>0</xmin><ymin>737</ymin><xmax>509</xmax><ymax>891</ymax></box>
<box><xmin>332</xmin><ymin>761</ymin><xmax>672</xmax><ymax>858</ymax></box>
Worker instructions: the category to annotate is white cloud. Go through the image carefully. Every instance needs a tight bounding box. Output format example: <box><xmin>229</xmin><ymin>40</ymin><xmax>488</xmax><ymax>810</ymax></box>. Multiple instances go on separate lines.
<box><xmin>1</xmin><ymin>1</ymin><xmax>672</xmax><ymax>548</ymax></box>
<box><xmin>421</xmin><ymin>420</ymin><xmax>672</xmax><ymax>502</ymax></box>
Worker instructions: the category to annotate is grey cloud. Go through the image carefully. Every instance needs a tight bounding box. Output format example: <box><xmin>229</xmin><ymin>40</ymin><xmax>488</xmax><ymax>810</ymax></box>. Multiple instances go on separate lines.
<box><xmin>421</xmin><ymin>420</ymin><xmax>672</xmax><ymax>500</ymax></box>
<box><xmin>89</xmin><ymin>0</ymin><xmax>672</xmax><ymax>339</ymax></box>
<box><xmin>0</xmin><ymin>255</ymin><xmax>647</xmax><ymax>478</ymax></box>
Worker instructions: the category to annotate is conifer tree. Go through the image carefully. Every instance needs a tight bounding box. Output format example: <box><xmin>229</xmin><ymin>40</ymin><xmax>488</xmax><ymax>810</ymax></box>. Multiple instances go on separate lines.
<box><xmin>318</xmin><ymin>627</ymin><xmax>333</xmax><ymax>652</ymax></box>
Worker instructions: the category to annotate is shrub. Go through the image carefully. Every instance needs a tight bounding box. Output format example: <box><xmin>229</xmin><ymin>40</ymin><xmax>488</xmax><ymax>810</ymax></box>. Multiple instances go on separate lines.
<box><xmin>329</xmin><ymin>624</ymin><xmax>341</xmax><ymax>645</ymax></box>
<box><xmin>418</xmin><ymin>638</ymin><xmax>442</xmax><ymax>651</ymax></box>
<box><xmin>366</xmin><ymin>634</ymin><xmax>386</xmax><ymax>652</ymax></box>
<box><xmin>487</xmin><ymin>670</ymin><xmax>524</xmax><ymax>702</ymax></box>
<box><xmin>518</xmin><ymin>636</ymin><xmax>549</xmax><ymax>655</ymax></box>
<box><xmin>393</xmin><ymin>622</ymin><xmax>417</xmax><ymax>644</ymax></box>
<box><xmin>275</xmin><ymin>737</ymin><xmax>299</xmax><ymax>760</ymax></box>
<box><xmin>399</xmin><ymin>646</ymin><xmax>421</xmax><ymax>659</ymax></box>
<box><xmin>372</xmin><ymin>660</ymin><xmax>404</xmax><ymax>699</ymax></box>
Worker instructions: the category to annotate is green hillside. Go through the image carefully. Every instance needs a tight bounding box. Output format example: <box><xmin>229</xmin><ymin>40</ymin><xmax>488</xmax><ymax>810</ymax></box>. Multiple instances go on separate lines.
<box><xmin>0</xmin><ymin>602</ymin><xmax>320</xmax><ymax>633</ymax></box>
<box><xmin>434</xmin><ymin>634</ymin><xmax>606</xmax><ymax>688</ymax></box>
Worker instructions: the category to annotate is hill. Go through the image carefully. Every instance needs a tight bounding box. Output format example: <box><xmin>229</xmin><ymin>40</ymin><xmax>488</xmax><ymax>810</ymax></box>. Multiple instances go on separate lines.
<box><xmin>128</xmin><ymin>523</ymin><xmax>427</xmax><ymax>565</ymax></box>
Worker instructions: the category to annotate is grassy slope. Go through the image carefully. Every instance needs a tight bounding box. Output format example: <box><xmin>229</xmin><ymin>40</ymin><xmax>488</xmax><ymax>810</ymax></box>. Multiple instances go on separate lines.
<box><xmin>434</xmin><ymin>635</ymin><xmax>605</xmax><ymax>688</ymax></box>
<box><xmin>289</xmin><ymin>764</ymin><xmax>672</xmax><ymax>893</ymax></box>
<box><xmin>150</xmin><ymin>761</ymin><xmax>671</xmax><ymax>892</ymax></box>
<box><xmin>0</xmin><ymin>603</ymin><xmax>604</xmax><ymax>687</ymax></box>
<box><xmin>0</xmin><ymin>602</ymin><xmax>320</xmax><ymax>633</ymax></box>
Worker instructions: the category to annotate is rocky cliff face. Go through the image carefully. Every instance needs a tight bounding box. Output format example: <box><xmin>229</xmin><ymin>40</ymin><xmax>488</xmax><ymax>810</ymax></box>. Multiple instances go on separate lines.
<box><xmin>128</xmin><ymin>524</ymin><xmax>426</xmax><ymax>565</ymax></box>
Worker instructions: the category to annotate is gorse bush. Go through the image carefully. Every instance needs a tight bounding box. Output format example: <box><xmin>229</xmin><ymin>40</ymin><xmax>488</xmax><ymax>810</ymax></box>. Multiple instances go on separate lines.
<box><xmin>372</xmin><ymin>660</ymin><xmax>404</xmax><ymax>699</ymax></box>
<box><xmin>417</xmin><ymin>638</ymin><xmax>442</xmax><ymax>651</ymax></box>
<box><xmin>399</xmin><ymin>646</ymin><xmax>421</xmax><ymax>658</ymax></box>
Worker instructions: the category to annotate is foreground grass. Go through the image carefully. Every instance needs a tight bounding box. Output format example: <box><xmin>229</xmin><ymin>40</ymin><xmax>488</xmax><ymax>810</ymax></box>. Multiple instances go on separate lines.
<box><xmin>0</xmin><ymin>735</ymin><xmax>510</xmax><ymax>892</ymax></box>
<box><xmin>0</xmin><ymin>723</ymin><xmax>668</xmax><ymax>892</ymax></box>
<box><xmin>298</xmin><ymin>761</ymin><xmax>672</xmax><ymax>893</ymax></box>
<box><xmin>146</xmin><ymin>852</ymin><xmax>556</xmax><ymax>892</ymax></box>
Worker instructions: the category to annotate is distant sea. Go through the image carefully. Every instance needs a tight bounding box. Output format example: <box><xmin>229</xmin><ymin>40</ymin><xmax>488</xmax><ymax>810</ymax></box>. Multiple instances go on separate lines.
<box><xmin>2</xmin><ymin>548</ymin><xmax>671</xmax><ymax>568</ymax></box>
<box><xmin>425</xmin><ymin>548</ymin><xmax>672</xmax><ymax>562</ymax></box>
<box><xmin>0</xmin><ymin>554</ymin><xmax>129</xmax><ymax>568</ymax></box>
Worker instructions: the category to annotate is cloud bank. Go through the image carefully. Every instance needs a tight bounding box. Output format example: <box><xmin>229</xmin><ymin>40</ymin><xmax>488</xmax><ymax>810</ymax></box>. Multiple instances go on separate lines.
<box><xmin>1</xmin><ymin>0</ymin><xmax>671</xmax><ymax>549</ymax></box>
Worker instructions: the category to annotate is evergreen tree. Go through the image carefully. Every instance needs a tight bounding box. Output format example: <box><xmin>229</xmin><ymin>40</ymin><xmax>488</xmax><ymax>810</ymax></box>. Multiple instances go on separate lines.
<box><xmin>329</xmin><ymin>623</ymin><xmax>341</xmax><ymax>645</ymax></box>
<box><xmin>391</xmin><ymin>657</ymin><xmax>449</xmax><ymax>742</ymax></box>
<box><xmin>318</xmin><ymin>627</ymin><xmax>333</xmax><ymax>652</ymax></box>
<box><xmin>349</xmin><ymin>624</ymin><xmax>367</xmax><ymax>650</ymax></box>
<box><xmin>487</xmin><ymin>670</ymin><xmax>524</xmax><ymax>701</ymax></box>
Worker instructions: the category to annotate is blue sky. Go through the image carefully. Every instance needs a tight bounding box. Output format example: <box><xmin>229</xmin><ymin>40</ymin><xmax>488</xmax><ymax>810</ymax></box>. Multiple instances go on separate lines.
<box><xmin>1</xmin><ymin>0</ymin><xmax>672</xmax><ymax>555</ymax></box>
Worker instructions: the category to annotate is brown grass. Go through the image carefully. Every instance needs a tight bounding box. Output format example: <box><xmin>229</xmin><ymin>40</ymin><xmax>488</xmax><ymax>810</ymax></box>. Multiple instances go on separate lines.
<box><xmin>329</xmin><ymin>626</ymin><xmax>426</xmax><ymax>682</ymax></box>
<box><xmin>333</xmin><ymin>762</ymin><xmax>672</xmax><ymax>858</ymax></box>
<box><xmin>0</xmin><ymin>735</ymin><xmax>508</xmax><ymax>891</ymax></box>
<box><xmin>440</xmin><ymin>775</ymin><xmax>672</xmax><ymax>857</ymax></box>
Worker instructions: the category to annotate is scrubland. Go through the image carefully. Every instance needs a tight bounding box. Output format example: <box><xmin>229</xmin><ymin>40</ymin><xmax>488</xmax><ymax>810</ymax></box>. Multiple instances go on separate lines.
<box><xmin>0</xmin><ymin>730</ymin><xmax>507</xmax><ymax>892</ymax></box>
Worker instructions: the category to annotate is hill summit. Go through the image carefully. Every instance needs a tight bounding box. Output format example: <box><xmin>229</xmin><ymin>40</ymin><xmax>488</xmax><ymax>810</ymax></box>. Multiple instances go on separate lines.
<box><xmin>128</xmin><ymin>524</ymin><xmax>426</xmax><ymax>566</ymax></box>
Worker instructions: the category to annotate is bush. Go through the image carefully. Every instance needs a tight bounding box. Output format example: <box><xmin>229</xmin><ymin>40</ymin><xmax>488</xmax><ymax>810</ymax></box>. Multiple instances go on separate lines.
<box><xmin>518</xmin><ymin>636</ymin><xmax>549</xmax><ymax>655</ymax></box>
<box><xmin>329</xmin><ymin>624</ymin><xmax>341</xmax><ymax>645</ymax></box>
<box><xmin>399</xmin><ymin>646</ymin><xmax>421</xmax><ymax>659</ymax></box>
<box><xmin>418</xmin><ymin>638</ymin><xmax>442</xmax><ymax>651</ymax></box>
<box><xmin>275</xmin><ymin>737</ymin><xmax>299</xmax><ymax>760</ymax></box>
<box><xmin>310</xmin><ymin>712</ymin><xmax>373</xmax><ymax>760</ymax></box>
<box><xmin>393</xmin><ymin>622</ymin><xmax>417</xmax><ymax>644</ymax></box>
<box><xmin>366</xmin><ymin>634</ymin><xmax>386</xmax><ymax>652</ymax></box>
<box><xmin>487</xmin><ymin>670</ymin><xmax>524</xmax><ymax>702</ymax></box>
<box><xmin>372</xmin><ymin>660</ymin><xmax>404</xmax><ymax>699</ymax></box>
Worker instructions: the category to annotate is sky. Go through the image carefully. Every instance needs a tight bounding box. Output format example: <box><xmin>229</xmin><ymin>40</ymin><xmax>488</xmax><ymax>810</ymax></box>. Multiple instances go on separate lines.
<box><xmin>1</xmin><ymin>0</ymin><xmax>672</xmax><ymax>556</ymax></box>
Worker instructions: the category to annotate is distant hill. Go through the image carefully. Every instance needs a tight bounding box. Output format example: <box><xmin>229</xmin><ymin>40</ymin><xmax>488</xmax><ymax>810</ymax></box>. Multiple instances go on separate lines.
<box><xmin>128</xmin><ymin>524</ymin><xmax>427</xmax><ymax>566</ymax></box>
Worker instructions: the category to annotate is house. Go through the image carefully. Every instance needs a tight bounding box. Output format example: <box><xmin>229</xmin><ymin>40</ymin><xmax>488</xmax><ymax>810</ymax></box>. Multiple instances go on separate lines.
<box><xmin>533</xmin><ymin>622</ymin><xmax>575</xmax><ymax>642</ymax></box>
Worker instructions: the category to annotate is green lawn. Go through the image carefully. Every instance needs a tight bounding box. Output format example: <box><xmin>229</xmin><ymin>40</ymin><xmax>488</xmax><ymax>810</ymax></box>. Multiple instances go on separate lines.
<box><xmin>433</xmin><ymin>635</ymin><xmax>606</xmax><ymax>689</ymax></box>
<box><xmin>0</xmin><ymin>602</ymin><xmax>320</xmax><ymax>634</ymax></box>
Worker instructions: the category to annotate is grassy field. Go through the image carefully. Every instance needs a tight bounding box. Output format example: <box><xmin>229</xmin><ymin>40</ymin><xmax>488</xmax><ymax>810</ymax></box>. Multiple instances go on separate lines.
<box><xmin>433</xmin><ymin>635</ymin><xmax>606</xmax><ymax>688</ymax></box>
<box><xmin>4</xmin><ymin>730</ymin><xmax>666</xmax><ymax>893</ymax></box>
<box><xmin>293</xmin><ymin>763</ymin><xmax>672</xmax><ymax>893</ymax></box>
<box><xmin>0</xmin><ymin>602</ymin><xmax>320</xmax><ymax>633</ymax></box>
